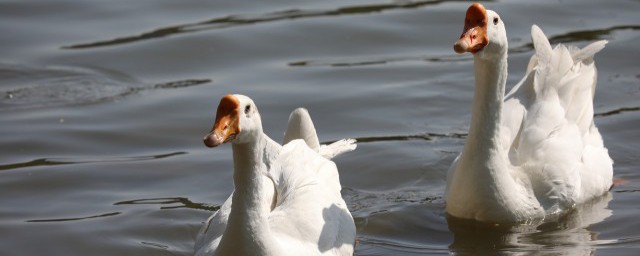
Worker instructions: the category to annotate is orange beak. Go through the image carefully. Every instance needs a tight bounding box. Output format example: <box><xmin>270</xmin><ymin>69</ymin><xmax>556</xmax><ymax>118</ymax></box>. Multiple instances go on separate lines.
<box><xmin>454</xmin><ymin>3</ymin><xmax>489</xmax><ymax>54</ymax></box>
<box><xmin>203</xmin><ymin>94</ymin><xmax>240</xmax><ymax>148</ymax></box>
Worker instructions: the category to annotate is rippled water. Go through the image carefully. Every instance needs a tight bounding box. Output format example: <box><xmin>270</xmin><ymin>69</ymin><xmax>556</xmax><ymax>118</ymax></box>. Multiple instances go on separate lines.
<box><xmin>1</xmin><ymin>0</ymin><xmax>639</xmax><ymax>255</ymax></box>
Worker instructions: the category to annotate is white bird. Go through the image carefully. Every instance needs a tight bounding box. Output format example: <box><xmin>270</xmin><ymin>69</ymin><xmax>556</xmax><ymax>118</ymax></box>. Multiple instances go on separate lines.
<box><xmin>446</xmin><ymin>3</ymin><xmax>613</xmax><ymax>223</ymax></box>
<box><xmin>196</xmin><ymin>94</ymin><xmax>356</xmax><ymax>256</ymax></box>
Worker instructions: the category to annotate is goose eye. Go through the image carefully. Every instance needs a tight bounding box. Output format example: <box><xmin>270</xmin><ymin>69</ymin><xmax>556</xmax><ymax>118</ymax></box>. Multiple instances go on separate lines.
<box><xmin>244</xmin><ymin>105</ymin><xmax>251</xmax><ymax>114</ymax></box>
<box><xmin>493</xmin><ymin>17</ymin><xmax>499</xmax><ymax>25</ymax></box>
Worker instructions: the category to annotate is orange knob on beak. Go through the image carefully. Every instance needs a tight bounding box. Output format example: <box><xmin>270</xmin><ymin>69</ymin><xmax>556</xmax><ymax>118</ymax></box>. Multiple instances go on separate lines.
<box><xmin>454</xmin><ymin>3</ymin><xmax>489</xmax><ymax>54</ymax></box>
<box><xmin>204</xmin><ymin>94</ymin><xmax>241</xmax><ymax>148</ymax></box>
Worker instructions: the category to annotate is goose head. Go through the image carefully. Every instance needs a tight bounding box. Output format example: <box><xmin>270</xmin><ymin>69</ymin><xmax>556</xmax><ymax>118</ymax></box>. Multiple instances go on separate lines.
<box><xmin>203</xmin><ymin>94</ymin><xmax>262</xmax><ymax>147</ymax></box>
<box><xmin>453</xmin><ymin>3</ymin><xmax>507</xmax><ymax>60</ymax></box>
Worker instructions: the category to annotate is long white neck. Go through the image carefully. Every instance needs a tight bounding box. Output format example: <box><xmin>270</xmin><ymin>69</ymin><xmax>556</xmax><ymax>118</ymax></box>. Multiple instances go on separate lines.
<box><xmin>446</xmin><ymin>52</ymin><xmax>513</xmax><ymax>220</ymax></box>
<box><xmin>217</xmin><ymin>133</ymin><xmax>282</xmax><ymax>255</ymax></box>
<box><xmin>462</xmin><ymin>55</ymin><xmax>508</xmax><ymax>161</ymax></box>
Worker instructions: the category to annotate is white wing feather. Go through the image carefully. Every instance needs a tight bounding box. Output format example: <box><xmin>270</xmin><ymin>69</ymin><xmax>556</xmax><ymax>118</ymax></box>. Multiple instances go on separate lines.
<box><xmin>268</xmin><ymin>140</ymin><xmax>355</xmax><ymax>255</ymax></box>
<box><xmin>500</xmin><ymin>25</ymin><xmax>612</xmax><ymax>212</ymax></box>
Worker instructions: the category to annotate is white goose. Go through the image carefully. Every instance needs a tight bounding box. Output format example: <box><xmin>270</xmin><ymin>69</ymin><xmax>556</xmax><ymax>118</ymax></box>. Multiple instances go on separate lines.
<box><xmin>445</xmin><ymin>3</ymin><xmax>613</xmax><ymax>223</ymax></box>
<box><xmin>196</xmin><ymin>94</ymin><xmax>356</xmax><ymax>256</ymax></box>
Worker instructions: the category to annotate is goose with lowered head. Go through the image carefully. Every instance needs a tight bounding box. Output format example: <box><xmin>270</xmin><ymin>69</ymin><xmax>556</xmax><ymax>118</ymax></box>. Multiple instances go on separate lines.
<box><xmin>196</xmin><ymin>94</ymin><xmax>356</xmax><ymax>256</ymax></box>
<box><xmin>446</xmin><ymin>3</ymin><xmax>613</xmax><ymax>223</ymax></box>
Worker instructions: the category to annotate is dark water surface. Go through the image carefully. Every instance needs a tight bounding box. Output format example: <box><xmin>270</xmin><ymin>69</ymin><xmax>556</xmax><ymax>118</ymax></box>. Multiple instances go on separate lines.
<box><xmin>1</xmin><ymin>0</ymin><xmax>639</xmax><ymax>255</ymax></box>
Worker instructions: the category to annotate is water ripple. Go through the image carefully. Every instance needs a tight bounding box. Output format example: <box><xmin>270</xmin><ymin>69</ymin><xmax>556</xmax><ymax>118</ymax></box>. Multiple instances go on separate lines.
<box><xmin>358</xmin><ymin>236</ymin><xmax>449</xmax><ymax>253</ymax></box>
<box><xmin>344</xmin><ymin>187</ymin><xmax>444</xmax><ymax>214</ymax></box>
<box><xmin>290</xmin><ymin>25</ymin><xmax>640</xmax><ymax>68</ymax></box>
<box><xmin>26</xmin><ymin>211</ymin><xmax>121</xmax><ymax>223</ymax></box>
<box><xmin>0</xmin><ymin>152</ymin><xmax>186</xmax><ymax>171</ymax></box>
<box><xmin>594</xmin><ymin>106</ymin><xmax>640</xmax><ymax>117</ymax></box>
<box><xmin>62</xmin><ymin>0</ymin><xmax>471</xmax><ymax>50</ymax></box>
<box><xmin>0</xmin><ymin>63</ymin><xmax>211</xmax><ymax>110</ymax></box>
<box><xmin>613</xmin><ymin>189</ymin><xmax>640</xmax><ymax>193</ymax></box>
<box><xmin>324</xmin><ymin>132</ymin><xmax>466</xmax><ymax>145</ymax></box>
<box><xmin>114</xmin><ymin>197</ymin><xmax>220</xmax><ymax>212</ymax></box>
<box><xmin>289</xmin><ymin>54</ymin><xmax>470</xmax><ymax>68</ymax></box>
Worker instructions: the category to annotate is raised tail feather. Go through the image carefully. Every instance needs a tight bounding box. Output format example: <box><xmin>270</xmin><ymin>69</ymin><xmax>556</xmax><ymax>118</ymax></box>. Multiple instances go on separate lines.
<box><xmin>529</xmin><ymin>25</ymin><xmax>606</xmax><ymax>132</ymax></box>
<box><xmin>284</xmin><ymin>108</ymin><xmax>321</xmax><ymax>152</ymax></box>
<box><xmin>529</xmin><ymin>25</ymin><xmax>607</xmax><ymax>69</ymax></box>
<box><xmin>284</xmin><ymin>108</ymin><xmax>357</xmax><ymax>159</ymax></box>
<box><xmin>319</xmin><ymin>139</ymin><xmax>357</xmax><ymax>159</ymax></box>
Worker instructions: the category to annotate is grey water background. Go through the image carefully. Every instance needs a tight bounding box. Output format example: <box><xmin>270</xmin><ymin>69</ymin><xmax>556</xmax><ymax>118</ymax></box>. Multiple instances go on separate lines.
<box><xmin>1</xmin><ymin>0</ymin><xmax>639</xmax><ymax>255</ymax></box>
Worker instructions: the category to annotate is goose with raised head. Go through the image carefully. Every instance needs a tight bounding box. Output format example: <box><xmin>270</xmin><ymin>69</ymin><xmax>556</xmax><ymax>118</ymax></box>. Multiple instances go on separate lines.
<box><xmin>446</xmin><ymin>3</ymin><xmax>613</xmax><ymax>223</ymax></box>
<box><xmin>196</xmin><ymin>94</ymin><xmax>356</xmax><ymax>256</ymax></box>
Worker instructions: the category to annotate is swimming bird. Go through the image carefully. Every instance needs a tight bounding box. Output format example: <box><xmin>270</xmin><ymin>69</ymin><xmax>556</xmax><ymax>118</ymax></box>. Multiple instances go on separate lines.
<box><xmin>196</xmin><ymin>94</ymin><xmax>356</xmax><ymax>256</ymax></box>
<box><xmin>445</xmin><ymin>3</ymin><xmax>613</xmax><ymax>223</ymax></box>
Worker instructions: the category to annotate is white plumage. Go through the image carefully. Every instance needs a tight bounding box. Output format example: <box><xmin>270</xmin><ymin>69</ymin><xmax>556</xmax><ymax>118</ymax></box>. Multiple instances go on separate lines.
<box><xmin>283</xmin><ymin>108</ymin><xmax>357</xmax><ymax>159</ymax></box>
<box><xmin>197</xmin><ymin>94</ymin><xmax>356</xmax><ymax>256</ymax></box>
<box><xmin>446</xmin><ymin>3</ymin><xmax>613</xmax><ymax>223</ymax></box>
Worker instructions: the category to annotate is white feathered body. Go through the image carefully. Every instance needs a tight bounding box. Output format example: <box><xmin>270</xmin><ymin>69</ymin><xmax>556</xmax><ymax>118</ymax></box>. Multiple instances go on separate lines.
<box><xmin>196</xmin><ymin>104</ymin><xmax>356</xmax><ymax>256</ymax></box>
<box><xmin>446</xmin><ymin>25</ymin><xmax>613</xmax><ymax>222</ymax></box>
<box><xmin>195</xmin><ymin>140</ymin><xmax>355</xmax><ymax>256</ymax></box>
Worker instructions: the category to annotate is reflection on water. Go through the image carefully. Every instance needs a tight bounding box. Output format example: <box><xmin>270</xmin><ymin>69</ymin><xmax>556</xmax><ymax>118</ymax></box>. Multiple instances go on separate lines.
<box><xmin>448</xmin><ymin>193</ymin><xmax>613</xmax><ymax>255</ymax></box>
